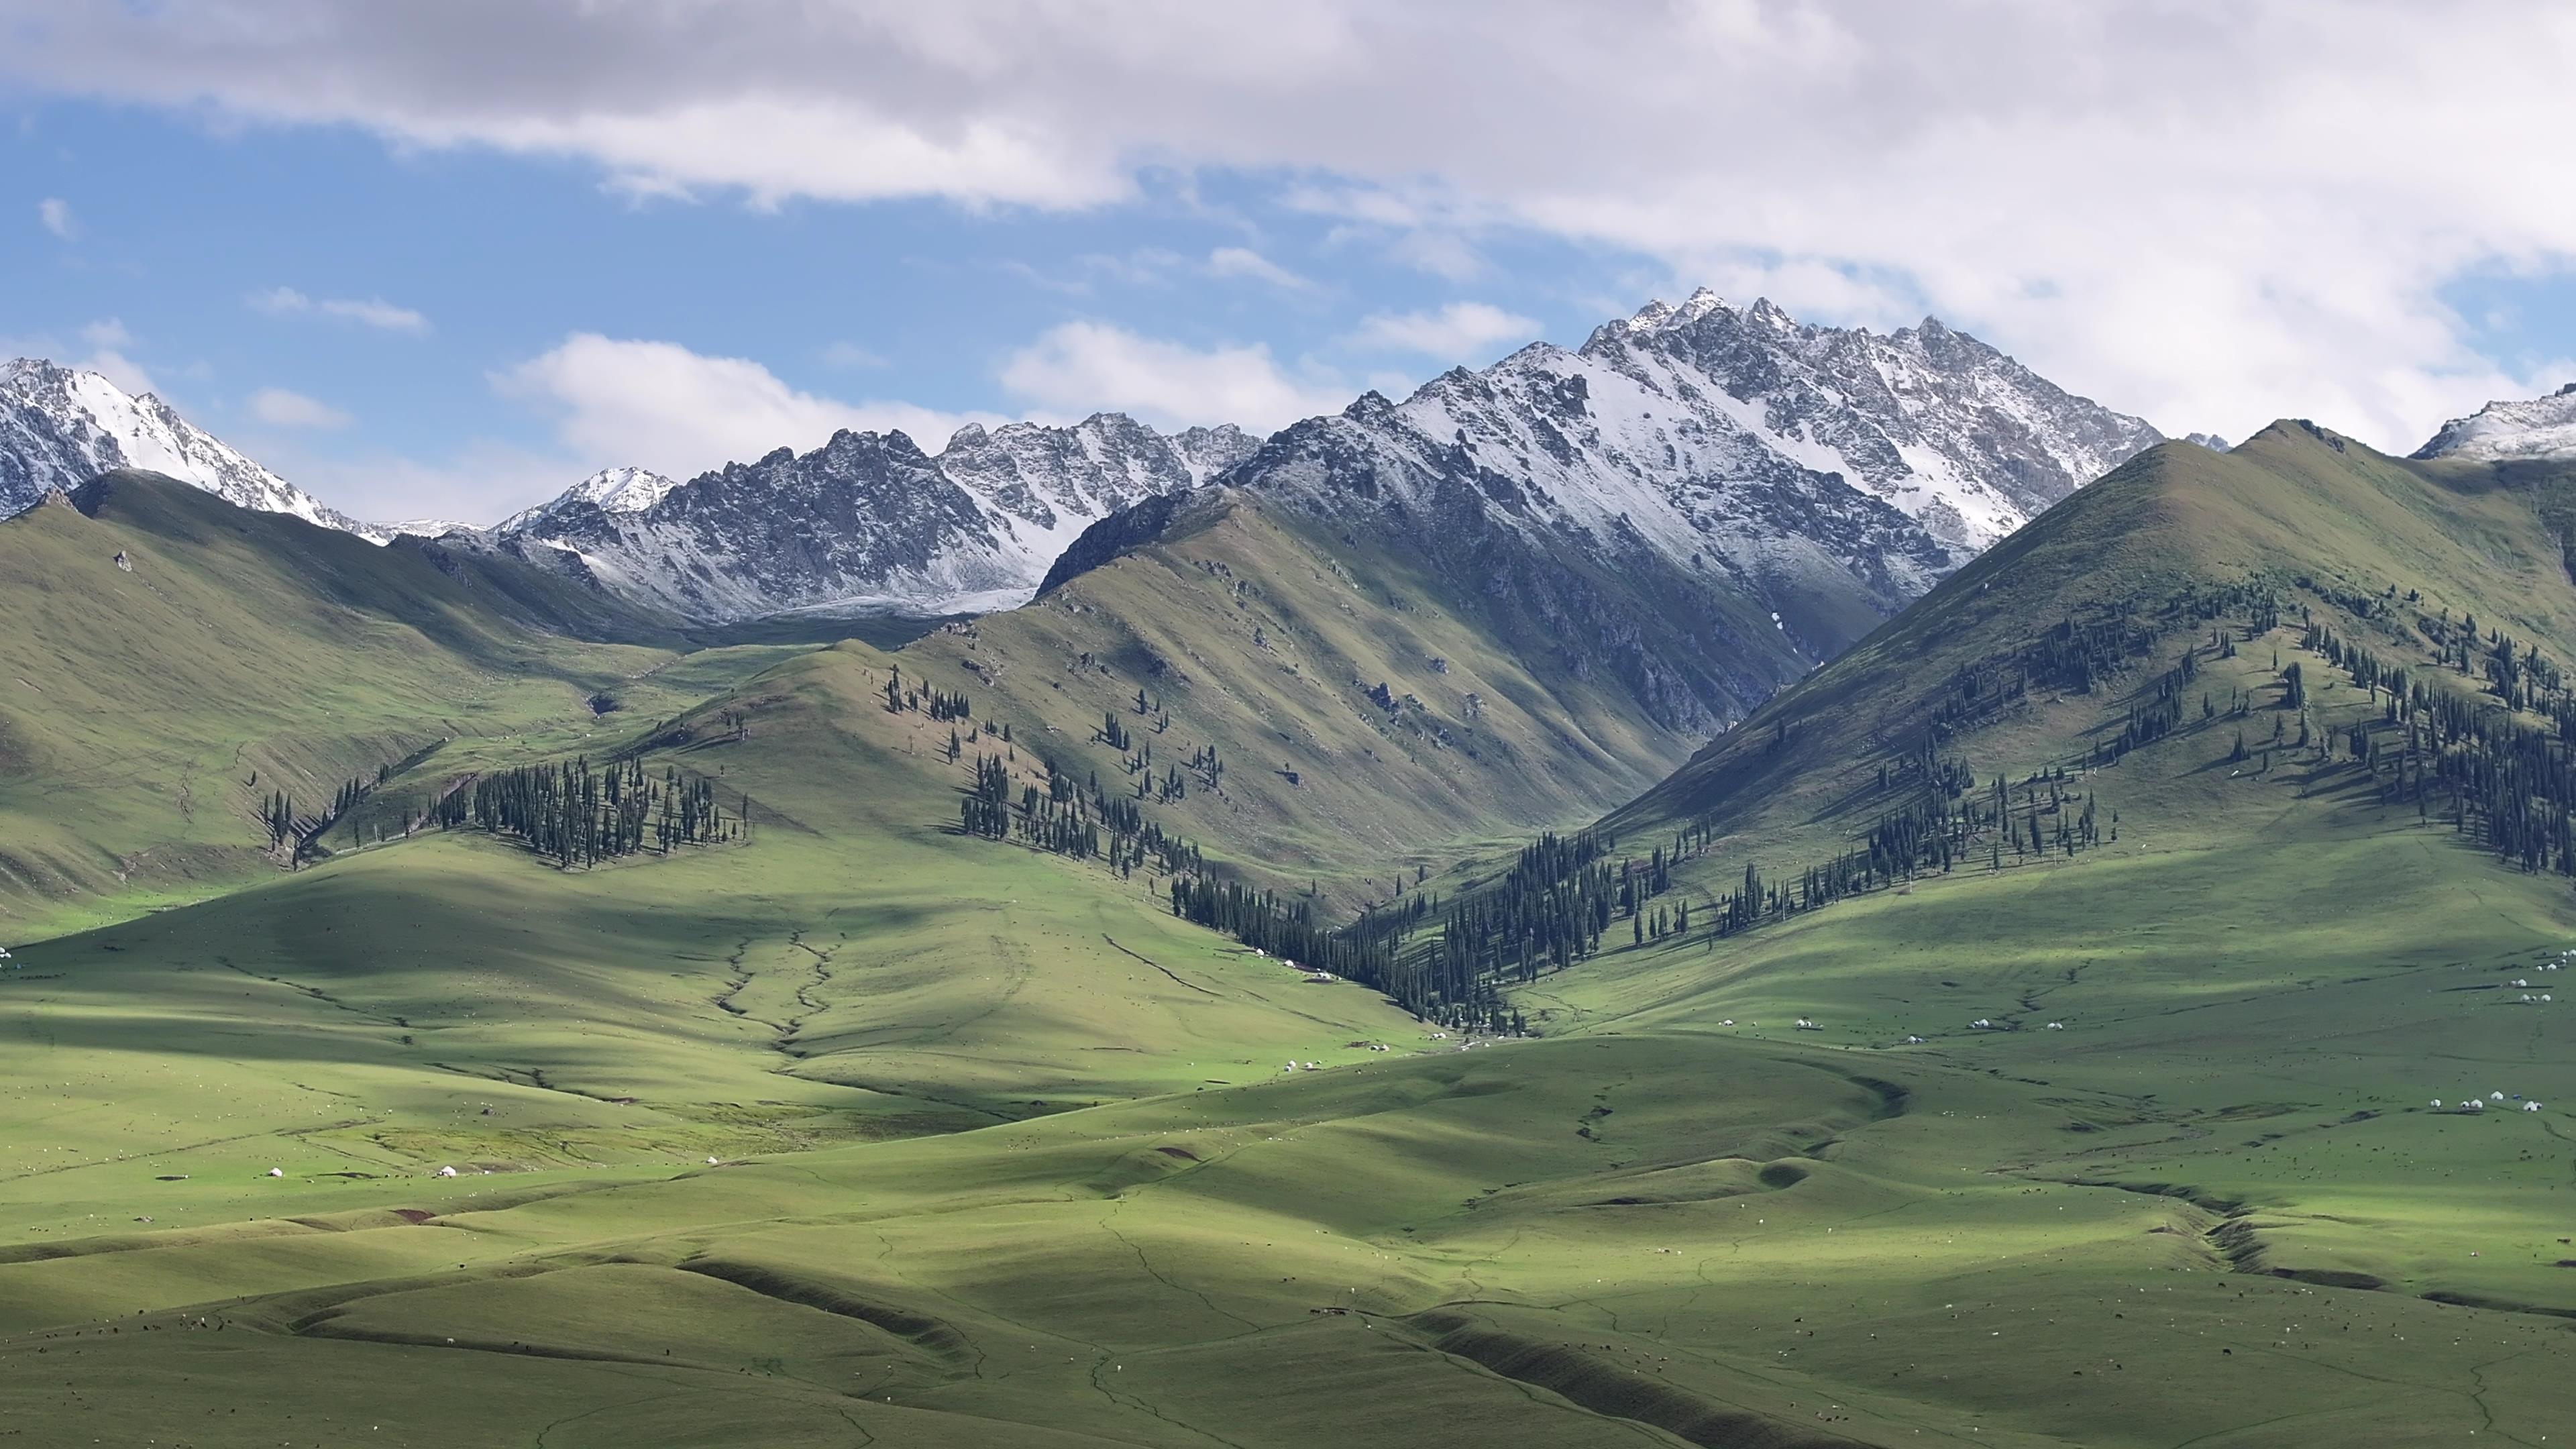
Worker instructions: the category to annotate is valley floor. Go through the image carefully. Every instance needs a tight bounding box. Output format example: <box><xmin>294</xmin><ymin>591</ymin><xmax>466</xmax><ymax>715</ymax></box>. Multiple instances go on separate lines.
<box><xmin>4</xmin><ymin>808</ymin><xmax>2574</xmax><ymax>1447</ymax></box>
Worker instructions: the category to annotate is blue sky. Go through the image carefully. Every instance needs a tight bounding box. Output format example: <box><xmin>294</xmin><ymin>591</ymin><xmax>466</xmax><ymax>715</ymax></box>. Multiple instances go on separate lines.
<box><xmin>7</xmin><ymin>103</ymin><xmax>1671</xmax><ymax>520</ymax></box>
<box><xmin>5</xmin><ymin>3</ymin><xmax>2573</xmax><ymax>523</ymax></box>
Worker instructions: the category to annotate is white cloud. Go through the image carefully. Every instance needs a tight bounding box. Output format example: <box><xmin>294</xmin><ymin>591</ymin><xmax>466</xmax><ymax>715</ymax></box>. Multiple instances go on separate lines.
<box><xmin>13</xmin><ymin>3</ymin><xmax>2576</xmax><ymax>447</ymax></box>
<box><xmin>1000</xmin><ymin>322</ymin><xmax>1350</xmax><ymax>433</ymax></box>
<box><xmin>249</xmin><ymin>286</ymin><xmax>431</xmax><ymax>333</ymax></box>
<box><xmin>247</xmin><ymin>386</ymin><xmax>352</xmax><ymax>429</ymax></box>
<box><xmin>1350</xmin><ymin>302</ymin><xmax>1539</xmax><ymax>360</ymax></box>
<box><xmin>1206</xmin><ymin>246</ymin><xmax>1314</xmax><ymax>290</ymax></box>
<box><xmin>820</xmin><ymin>340</ymin><xmax>889</xmax><ymax>369</ymax></box>
<box><xmin>36</xmin><ymin>197</ymin><xmax>74</xmax><ymax>239</ymax></box>
<box><xmin>497</xmin><ymin>333</ymin><xmax>1004</xmax><ymax>479</ymax></box>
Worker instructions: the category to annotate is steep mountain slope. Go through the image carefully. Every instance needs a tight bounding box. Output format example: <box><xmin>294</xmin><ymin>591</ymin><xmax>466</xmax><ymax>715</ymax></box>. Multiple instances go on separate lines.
<box><xmin>901</xmin><ymin>484</ymin><xmax>1760</xmax><ymax>893</ymax></box>
<box><xmin>0</xmin><ymin>471</ymin><xmax>763</xmax><ymax>932</ymax></box>
<box><xmin>483</xmin><ymin>413</ymin><xmax>1258</xmax><ymax>621</ymax></box>
<box><xmin>0</xmin><ymin>358</ymin><xmax>381</xmax><ymax>537</ymax></box>
<box><xmin>2413</xmin><ymin>380</ymin><xmax>2576</xmax><ymax>461</ymax></box>
<box><xmin>1603</xmin><ymin>421</ymin><xmax>2576</xmax><ymax>859</ymax></box>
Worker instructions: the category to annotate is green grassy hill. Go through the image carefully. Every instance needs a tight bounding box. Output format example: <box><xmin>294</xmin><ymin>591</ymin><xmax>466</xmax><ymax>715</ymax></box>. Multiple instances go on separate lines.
<box><xmin>1604</xmin><ymin>421</ymin><xmax>2576</xmax><ymax>849</ymax></box>
<box><xmin>0</xmin><ymin>472</ymin><xmax>803</xmax><ymax>935</ymax></box>
<box><xmin>899</xmin><ymin>486</ymin><xmax>1778</xmax><ymax>903</ymax></box>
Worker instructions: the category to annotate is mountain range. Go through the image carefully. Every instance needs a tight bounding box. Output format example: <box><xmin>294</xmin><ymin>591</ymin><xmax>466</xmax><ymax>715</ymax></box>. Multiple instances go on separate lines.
<box><xmin>11</xmin><ymin>309</ymin><xmax>2575</xmax><ymax>651</ymax></box>
<box><xmin>472</xmin><ymin>413</ymin><xmax>1258</xmax><ymax>620</ymax></box>
<box><xmin>3</xmin><ymin>293</ymin><xmax>2163</xmax><ymax>623</ymax></box>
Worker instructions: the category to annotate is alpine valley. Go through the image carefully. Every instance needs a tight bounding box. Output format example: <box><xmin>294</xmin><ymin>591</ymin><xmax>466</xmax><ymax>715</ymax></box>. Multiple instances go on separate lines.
<box><xmin>7</xmin><ymin>284</ymin><xmax>2576</xmax><ymax>1449</ymax></box>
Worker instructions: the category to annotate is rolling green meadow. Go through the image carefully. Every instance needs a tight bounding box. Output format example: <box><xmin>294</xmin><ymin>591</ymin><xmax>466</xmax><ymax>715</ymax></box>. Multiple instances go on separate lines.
<box><xmin>6</xmin><ymin>443</ymin><xmax>2576</xmax><ymax>1447</ymax></box>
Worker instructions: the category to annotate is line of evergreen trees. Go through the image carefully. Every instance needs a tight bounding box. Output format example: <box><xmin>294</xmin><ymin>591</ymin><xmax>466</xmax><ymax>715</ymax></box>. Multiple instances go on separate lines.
<box><xmin>958</xmin><ymin>751</ymin><xmax>1199</xmax><ymax>877</ymax></box>
<box><xmin>1707</xmin><ymin>767</ymin><xmax>2106</xmax><ymax>937</ymax></box>
<box><xmin>882</xmin><ymin>664</ymin><xmax>971</xmax><ymax>722</ymax></box>
<box><xmin>260</xmin><ymin>760</ymin><xmax>397</xmax><ymax>867</ymax></box>
<box><xmin>444</xmin><ymin>755</ymin><xmax>740</xmax><ymax>868</ymax></box>
<box><xmin>2309</xmin><ymin>619</ymin><xmax>2576</xmax><ymax>875</ymax></box>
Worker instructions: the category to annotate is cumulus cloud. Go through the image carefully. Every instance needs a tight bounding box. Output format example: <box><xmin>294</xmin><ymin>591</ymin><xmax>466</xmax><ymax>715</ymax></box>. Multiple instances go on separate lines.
<box><xmin>248</xmin><ymin>386</ymin><xmax>352</xmax><ymax>429</ymax></box>
<box><xmin>1350</xmin><ymin>302</ymin><xmax>1539</xmax><ymax>360</ymax></box>
<box><xmin>497</xmin><ymin>333</ymin><xmax>1004</xmax><ymax>479</ymax></box>
<box><xmin>999</xmin><ymin>322</ymin><xmax>1350</xmax><ymax>433</ymax></box>
<box><xmin>37</xmin><ymin>197</ymin><xmax>75</xmax><ymax>239</ymax></box>
<box><xmin>75</xmin><ymin>318</ymin><xmax>155</xmax><ymax>394</ymax></box>
<box><xmin>11</xmin><ymin>2</ymin><xmax>2576</xmax><ymax>445</ymax></box>
<box><xmin>249</xmin><ymin>286</ymin><xmax>431</xmax><ymax>332</ymax></box>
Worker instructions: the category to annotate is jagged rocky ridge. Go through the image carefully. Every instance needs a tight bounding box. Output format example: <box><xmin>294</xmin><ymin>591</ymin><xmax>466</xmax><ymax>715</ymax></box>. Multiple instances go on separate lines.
<box><xmin>511</xmin><ymin>291</ymin><xmax>2157</xmax><ymax>631</ymax></box>
<box><xmin>476</xmin><ymin>415</ymin><xmax>1258</xmax><ymax>620</ymax></box>
<box><xmin>2414</xmin><ymin>382</ymin><xmax>2576</xmax><ymax>462</ymax></box>
<box><xmin>0</xmin><ymin>358</ymin><xmax>380</xmax><ymax>537</ymax></box>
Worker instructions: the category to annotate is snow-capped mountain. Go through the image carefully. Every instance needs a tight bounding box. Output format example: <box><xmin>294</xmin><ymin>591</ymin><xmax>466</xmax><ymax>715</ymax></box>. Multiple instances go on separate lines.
<box><xmin>0</xmin><ymin>358</ymin><xmax>382</xmax><ymax>537</ymax></box>
<box><xmin>486</xmin><ymin>414</ymin><xmax>1257</xmax><ymax>621</ymax></box>
<box><xmin>1040</xmin><ymin>292</ymin><xmax>2162</xmax><ymax>733</ymax></box>
<box><xmin>1564</xmin><ymin>290</ymin><xmax>2161</xmax><ymax>550</ymax></box>
<box><xmin>2413</xmin><ymin>383</ymin><xmax>2576</xmax><ymax>462</ymax></box>
<box><xmin>497</xmin><ymin>466</ymin><xmax>682</xmax><ymax>534</ymax></box>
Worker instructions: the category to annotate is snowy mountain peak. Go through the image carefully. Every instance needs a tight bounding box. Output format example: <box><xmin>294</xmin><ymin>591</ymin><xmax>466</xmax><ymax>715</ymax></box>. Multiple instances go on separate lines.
<box><xmin>1591</xmin><ymin>290</ymin><xmax>1732</xmax><ymax>347</ymax></box>
<box><xmin>566</xmin><ymin>466</ymin><xmax>682</xmax><ymax>514</ymax></box>
<box><xmin>1559</xmin><ymin>293</ymin><xmax>2164</xmax><ymax>550</ymax></box>
<box><xmin>2413</xmin><ymin>383</ymin><xmax>2576</xmax><ymax>462</ymax></box>
<box><xmin>0</xmin><ymin>357</ymin><xmax>381</xmax><ymax>537</ymax></box>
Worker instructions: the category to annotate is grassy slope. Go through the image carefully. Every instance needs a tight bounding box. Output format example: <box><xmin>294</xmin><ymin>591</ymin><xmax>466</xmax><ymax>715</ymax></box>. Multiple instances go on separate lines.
<box><xmin>0</xmin><ymin>472</ymin><xmax>799</xmax><ymax>936</ymax></box>
<box><xmin>1460</xmin><ymin>423</ymin><xmax>2576</xmax><ymax>1436</ymax></box>
<box><xmin>1608</xmin><ymin>423</ymin><xmax>2576</xmax><ymax>850</ymax></box>
<box><xmin>10</xmin><ymin>439</ymin><xmax>2576</xmax><ymax>1444</ymax></box>
<box><xmin>899</xmin><ymin>490</ymin><xmax>1739</xmax><ymax>903</ymax></box>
